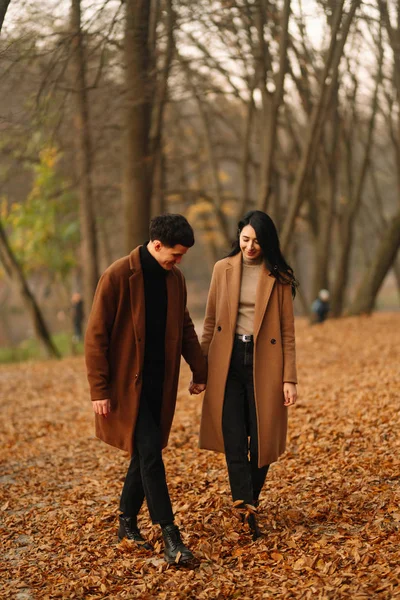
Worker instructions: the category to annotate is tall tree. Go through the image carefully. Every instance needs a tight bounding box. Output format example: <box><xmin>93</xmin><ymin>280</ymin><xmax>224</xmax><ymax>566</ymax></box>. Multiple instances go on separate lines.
<box><xmin>123</xmin><ymin>0</ymin><xmax>154</xmax><ymax>252</ymax></box>
<box><xmin>280</xmin><ymin>0</ymin><xmax>360</xmax><ymax>252</ymax></box>
<box><xmin>70</xmin><ymin>0</ymin><xmax>100</xmax><ymax>312</ymax></box>
<box><xmin>179</xmin><ymin>53</ymin><xmax>231</xmax><ymax>247</ymax></box>
<box><xmin>331</xmin><ymin>33</ymin><xmax>383</xmax><ymax>316</ymax></box>
<box><xmin>0</xmin><ymin>225</ymin><xmax>60</xmax><ymax>358</ymax></box>
<box><xmin>0</xmin><ymin>0</ymin><xmax>59</xmax><ymax>358</ymax></box>
<box><xmin>311</xmin><ymin>101</ymin><xmax>339</xmax><ymax>302</ymax></box>
<box><xmin>348</xmin><ymin>212</ymin><xmax>400</xmax><ymax>314</ymax></box>
<box><xmin>347</xmin><ymin>0</ymin><xmax>400</xmax><ymax>314</ymax></box>
<box><xmin>150</xmin><ymin>0</ymin><xmax>175</xmax><ymax>216</ymax></box>
<box><xmin>0</xmin><ymin>0</ymin><xmax>10</xmax><ymax>33</ymax></box>
<box><xmin>257</xmin><ymin>0</ymin><xmax>291</xmax><ymax>213</ymax></box>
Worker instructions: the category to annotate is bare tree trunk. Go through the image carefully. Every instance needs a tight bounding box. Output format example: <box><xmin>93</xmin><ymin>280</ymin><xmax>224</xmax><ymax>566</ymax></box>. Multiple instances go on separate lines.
<box><xmin>312</xmin><ymin>108</ymin><xmax>339</xmax><ymax>301</ymax></box>
<box><xmin>271</xmin><ymin>170</ymin><xmax>282</xmax><ymax>229</ymax></box>
<box><xmin>348</xmin><ymin>212</ymin><xmax>400</xmax><ymax>315</ymax></box>
<box><xmin>380</xmin><ymin>1</ymin><xmax>400</xmax><ymax>194</ymax></box>
<box><xmin>0</xmin><ymin>0</ymin><xmax>59</xmax><ymax>357</ymax></box>
<box><xmin>280</xmin><ymin>0</ymin><xmax>360</xmax><ymax>252</ymax></box>
<box><xmin>296</xmin><ymin>285</ymin><xmax>310</xmax><ymax>317</ymax></box>
<box><xmin>176</xmin><ymin>125</ymin><xmax>220</xmax><ymax>271</ymax></box>
<box><xmin>123</xmin><ymin>0</ymin><xmax>153</xmax><ymax>251</ymax></box>
<box><xmin>70</xmin><ymin>0</ymin><xmax>99</xmax><ymax>313</ymax></box>
<box><xmin>152</xmin><ymin>149</ymin><xmax>166</xmax><ymax>216</ymax></box>
<box><xmin>0</xmin><ymin>286</ymin><xmax>13</xmax><ymax>345</ymax></box>
<box><xmin>345</xmin><ymin>1</ymin><xmax>400</xmax><ymax>315</ymax></box>
<box><xmin>150</xmin><ymin>0</ymin><xmax>175</xmax><ymax>216</ymax></box>
<box><xmin>258</xmin><ymin>0</ymin><xmax>291</xmax><ymax>212</ymax></box>
<box><xmin>331</xmin><ymin>28</ymin><xmax>383</xmax><ymax>316</ymax></box>
<box><xmin>200</xmin><ymin>206</ymin><xmax>220</xmax><ymax>268</ymax></box>
<box><xmin>178</xmin><ymin>53</ymin><xmax>231</xmax><ymax>246</ymax></box>
<box><xmin>97</xmin><ymin>213</ymin><xmax>113</xmax><ymax>268</ymax></box>
<box><xmin>238</xmin><ymin>0</ymin><xmax>264</xmax><ymax>215</ymax></box>
<box><xmin>393</xmin><ymin>256</ymin><xmax>400</xmax><ymax>298</ymax></box>
<box><xmin>0</xmin><ymin>224</ymin><xmax>60</xmax><ymax>358</ymax></box>
<box><xmin>0</xmin><ymin>0</ymin><xmax>10</xmax><ymax>32</ymax></box>
<box><xmin>239</xmin><ymin>92</ymin><xmax>256</xmax><ymax>215</ymax></box>
<box><xmin>290</xmin><ymin>239</ymin><xmax>309</xmax><ymax>316</ymax></box>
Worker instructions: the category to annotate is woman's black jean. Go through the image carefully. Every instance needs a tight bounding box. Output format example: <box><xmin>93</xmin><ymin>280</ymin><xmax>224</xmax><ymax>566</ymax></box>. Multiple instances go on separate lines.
<box><xmin>222</xmin><ymin>338</ymin><xmax>269</xmax><ymax>506</ymax></box>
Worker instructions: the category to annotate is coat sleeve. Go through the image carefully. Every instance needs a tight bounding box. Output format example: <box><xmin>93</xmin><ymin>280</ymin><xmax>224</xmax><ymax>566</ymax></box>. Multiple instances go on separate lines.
<box><xmin>280</xmin><ymin>283</ymin><xmax>298</xmax><ymax>384</ymax></box>
<box><xmin>200</xmin><ymin>264</ymin><xmax>217</xmax><ymax>357</ymax></box>
<box><xmin>181</xmin><ymin>280</ymin><xmax>208</xmax><ymax>384</ymax></box>
<box><xmin>84</xmin><ymin>271</ymin><xmax>117</xmax><ymax>400</ymax></box>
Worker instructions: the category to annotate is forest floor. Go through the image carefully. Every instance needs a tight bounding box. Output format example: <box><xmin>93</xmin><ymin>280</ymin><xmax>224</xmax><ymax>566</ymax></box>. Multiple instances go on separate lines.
<box><xmin>1</xmin><ymin>313</ymin><xmax>399</xmax><ymax>599</ymax></box>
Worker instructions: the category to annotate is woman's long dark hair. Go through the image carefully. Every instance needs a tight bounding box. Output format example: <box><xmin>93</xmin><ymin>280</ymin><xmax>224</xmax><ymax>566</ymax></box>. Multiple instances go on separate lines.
<box><xmin>228</xmin><ymin>210</ymin><xmax>298</xmax><ymax>297</ymax></box>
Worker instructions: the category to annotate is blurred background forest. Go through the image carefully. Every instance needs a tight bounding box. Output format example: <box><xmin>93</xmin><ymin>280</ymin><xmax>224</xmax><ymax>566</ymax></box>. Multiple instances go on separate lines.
<box><xmin>0</xmin><ymin>0</ymin><xmax>399</xmax><ymax>360</ymax></box>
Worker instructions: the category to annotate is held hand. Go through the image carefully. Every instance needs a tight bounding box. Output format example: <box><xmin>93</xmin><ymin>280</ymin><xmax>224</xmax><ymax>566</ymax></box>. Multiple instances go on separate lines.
<box><xmin>92</xmin><ymin>399</ymin><xmax>111</xmax><ymax>418</ymax></box>
<box><xmin>283</xmin><ymin>383</ymin><xmax>297</xmax><ymax>407</ymax></box>
<box><xmin>189</xmin><ymin>381</ymin><xmax>206</xmax><ymax>395</ymax></box>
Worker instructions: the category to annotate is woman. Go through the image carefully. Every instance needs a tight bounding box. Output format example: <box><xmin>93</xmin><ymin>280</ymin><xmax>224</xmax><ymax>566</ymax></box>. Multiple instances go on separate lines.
<box><xmin>199</xmin><ymin>210</ymin><xmax>298</xmax><ymax>540</ymax></box>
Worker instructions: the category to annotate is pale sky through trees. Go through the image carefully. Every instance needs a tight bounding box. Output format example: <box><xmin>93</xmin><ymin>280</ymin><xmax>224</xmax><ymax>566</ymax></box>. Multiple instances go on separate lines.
<box><xmin>2</xmin><ymin>0</ymin><xmax>386</xmax><ymax>106</ymax></box>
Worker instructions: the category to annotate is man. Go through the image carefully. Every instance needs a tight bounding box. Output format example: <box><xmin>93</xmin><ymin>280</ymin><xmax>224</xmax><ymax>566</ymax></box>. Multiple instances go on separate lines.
<box><xmin>85</xmin><ymin>214</ymin><xmax>207</xmax><ymax>565</ymax></box>
<box><xmin>71</xmin><ymin>292</ymin><xmax>84</xmax><ymax>343</ymax></box>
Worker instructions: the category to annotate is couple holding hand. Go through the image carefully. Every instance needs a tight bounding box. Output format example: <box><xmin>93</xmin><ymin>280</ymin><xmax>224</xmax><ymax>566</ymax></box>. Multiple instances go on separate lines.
<box><xmin>85</xmin><ymin>211</ymin><xmax>298</xmax><ymax>566</ymax></box>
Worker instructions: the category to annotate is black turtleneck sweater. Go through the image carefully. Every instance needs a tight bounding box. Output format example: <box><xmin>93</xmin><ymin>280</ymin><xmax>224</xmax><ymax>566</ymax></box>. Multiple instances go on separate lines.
<box><xmin>139</xmin><ymin>243</ymin><xmax>168</xmax><ymax>365</ymax></box>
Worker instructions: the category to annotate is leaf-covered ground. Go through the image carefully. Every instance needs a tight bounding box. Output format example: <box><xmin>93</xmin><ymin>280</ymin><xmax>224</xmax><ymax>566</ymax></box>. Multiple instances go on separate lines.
<box><xmin>1</xmin><ymin>313</ymin><xmax>399</xmax><ymax>599</ymax></box>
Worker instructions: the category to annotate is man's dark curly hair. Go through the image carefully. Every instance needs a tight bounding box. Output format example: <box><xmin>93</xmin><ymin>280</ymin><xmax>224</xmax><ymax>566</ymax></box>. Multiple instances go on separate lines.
<box><xmin>149</xmin><ymin>214</ymin><xmax>195</xmax><ymax>248</ymax></box>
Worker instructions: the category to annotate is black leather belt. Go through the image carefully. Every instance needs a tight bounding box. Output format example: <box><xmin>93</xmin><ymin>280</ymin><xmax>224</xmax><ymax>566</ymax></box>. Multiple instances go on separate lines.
<box><xmin>235</xmin><ymin>334</ymin><xmax>253</xmax><ymax>342</ymax></box>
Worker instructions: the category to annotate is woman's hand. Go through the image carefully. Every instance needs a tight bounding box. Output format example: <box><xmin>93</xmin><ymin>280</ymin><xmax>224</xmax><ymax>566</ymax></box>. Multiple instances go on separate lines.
<box><xmin>283</xmin><ymin>383</ymin><xmax>297</xmax><ymax>406</ymax></box>
<box><xmin>189</xmin><ymin>381</ymin><xmax>206</xmax><ymax>395</ymax></box>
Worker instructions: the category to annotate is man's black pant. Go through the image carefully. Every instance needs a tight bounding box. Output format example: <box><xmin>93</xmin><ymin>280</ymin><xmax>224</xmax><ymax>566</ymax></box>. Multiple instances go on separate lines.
<box><xmin>222</xmin><ymin>338</ymin><xmax>269</xmax><ymax>506</ymax></box>
<box><xmin>119</xmin><ymin>363</ymin><xmax>174</xmax><ymax>525</ymax></box>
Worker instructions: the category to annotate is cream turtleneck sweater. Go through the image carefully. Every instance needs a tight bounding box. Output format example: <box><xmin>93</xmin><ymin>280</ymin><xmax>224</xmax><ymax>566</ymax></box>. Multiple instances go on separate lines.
<box><xmin>235</xmin><ymin>257</ymin><xmax>263</xmax><ymax>335</ymax></box>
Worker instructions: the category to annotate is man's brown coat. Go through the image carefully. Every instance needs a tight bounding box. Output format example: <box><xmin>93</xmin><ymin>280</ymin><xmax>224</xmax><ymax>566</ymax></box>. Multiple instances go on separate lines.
<box><xmin>199</xmin><ymin>253</ymin><xmax>297</xmax><ymax>467</ymax></box>
<box><xmin>85</xmin><ymin>246</ymin><xmax>207</xmax><ymax>455</ymax></box>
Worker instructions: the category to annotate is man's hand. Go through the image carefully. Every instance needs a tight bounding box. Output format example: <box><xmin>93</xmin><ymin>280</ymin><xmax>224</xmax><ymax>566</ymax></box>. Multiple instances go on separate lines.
<box><xmin>283</xmin><ymin>383</ymin><xmax>297</xmax><ymax>407</ymax></box>
<box><xmin>92</xmin><ymin>399</ymin><xmax>111</xmax><ymax>417</ymax></box>
<box><xmin>189</xmin><ymin>381</ymin><xmax>206</xmax><ymax>395</ymax></box>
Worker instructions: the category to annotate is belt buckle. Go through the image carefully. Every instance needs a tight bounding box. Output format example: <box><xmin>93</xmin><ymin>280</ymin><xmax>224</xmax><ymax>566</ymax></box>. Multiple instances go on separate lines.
<box><xmin>242</xmin><ymin>334</ymin><xmax>252</xmax><ymax>343</ymax></box>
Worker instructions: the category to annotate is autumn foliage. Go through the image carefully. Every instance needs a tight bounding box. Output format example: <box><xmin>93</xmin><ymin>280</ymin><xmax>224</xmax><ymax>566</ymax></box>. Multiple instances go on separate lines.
<box><xmin>1</xmin><ymin>313</ymin><xmax>399</xmax><ymax>599</ymax></box>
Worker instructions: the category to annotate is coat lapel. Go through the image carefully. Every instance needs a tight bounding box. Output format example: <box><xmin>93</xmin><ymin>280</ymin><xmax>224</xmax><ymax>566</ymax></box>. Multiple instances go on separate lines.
<box><xmin>225</xmin><ymin>253</ymin><xmax>242</xmax><ymax>336</ymax></box>
<box><xmin>254</xmin><ymin>266</ymin><xmax>275</xmax><ymax>340</ymax></box>
<box><xmin>128</xmin><ymin>248</ymin><xmax>145</xmax><ymax>342</ymax></box>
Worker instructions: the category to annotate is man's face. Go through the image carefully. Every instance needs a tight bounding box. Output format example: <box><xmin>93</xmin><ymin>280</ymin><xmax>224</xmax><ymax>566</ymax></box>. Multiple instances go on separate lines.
<box><xmin>152</xmin><ymin>241</ymin><xmax>189</xmax><ymax>270</ymax></box>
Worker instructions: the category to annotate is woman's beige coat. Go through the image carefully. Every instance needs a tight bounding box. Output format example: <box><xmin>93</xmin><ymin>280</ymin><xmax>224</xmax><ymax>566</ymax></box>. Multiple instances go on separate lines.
<box><xmin>199</xmin><ymin>252</ymin><xmax>297</xmax><ymax>467</ymax></box>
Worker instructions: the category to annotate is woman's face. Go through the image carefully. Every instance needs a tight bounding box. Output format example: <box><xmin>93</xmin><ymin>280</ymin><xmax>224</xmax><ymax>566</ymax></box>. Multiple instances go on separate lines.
<box><xmin>239</xmin><ymin>224</ymin><xmax>262</xmax><ymax>262</ymax></box>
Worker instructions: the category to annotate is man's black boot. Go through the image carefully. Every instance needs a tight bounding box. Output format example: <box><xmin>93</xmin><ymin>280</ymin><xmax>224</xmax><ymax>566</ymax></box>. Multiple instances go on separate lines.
<box><xmin>118</xmin><ymin>515</ymin><xmax>153</xmax><ymax>551</ymax></box>
<box><xmin>161</xmin><ymin>523</ymin><xmax>195</xmax><ymax>565</ymax></box>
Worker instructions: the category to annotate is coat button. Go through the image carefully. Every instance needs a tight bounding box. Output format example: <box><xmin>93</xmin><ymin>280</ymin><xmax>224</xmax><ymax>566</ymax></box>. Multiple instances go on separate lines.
<box><xmin>271</xmin><ymin>338</ymin><xmax>276</xmax><ymax>344</ymax></box>
<box><xmin>134</xmin><ymin>373</ymin><xmax>139</xmax><ymax>378</ymax></box>
<box><xmin>217</xmin><ymin>326</ymin><xmax>222</xmax><ymax>331</ymax></box>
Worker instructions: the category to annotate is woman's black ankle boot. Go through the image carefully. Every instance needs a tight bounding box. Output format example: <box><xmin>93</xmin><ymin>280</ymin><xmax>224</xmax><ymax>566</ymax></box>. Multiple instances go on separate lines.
<box><xmin>247</xmin><ymin>513</ymin><xmax>261</xmax><ymax>541</ymax></box>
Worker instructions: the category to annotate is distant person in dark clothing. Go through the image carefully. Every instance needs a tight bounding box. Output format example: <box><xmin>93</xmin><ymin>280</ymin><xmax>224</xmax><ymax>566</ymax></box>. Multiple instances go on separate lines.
<box><xmin>71</xmin><ymin>292</ymin><xmax>84</xmax><ymax>342</ymax></box>
<box><xmin>311</xmin><ymin>289</ymin><xmax>330</xmax><ymax>323</ymax></box>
